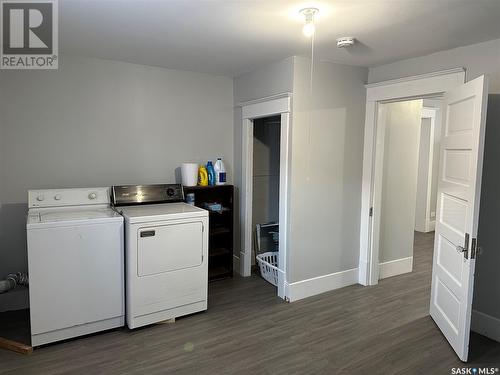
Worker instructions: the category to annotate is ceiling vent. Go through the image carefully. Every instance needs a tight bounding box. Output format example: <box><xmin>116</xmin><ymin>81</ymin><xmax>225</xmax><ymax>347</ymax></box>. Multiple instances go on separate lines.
<box><xmin>337</xmin><ymin>37</ymin><xmax>355</xmax><ymax>48</ymax></box>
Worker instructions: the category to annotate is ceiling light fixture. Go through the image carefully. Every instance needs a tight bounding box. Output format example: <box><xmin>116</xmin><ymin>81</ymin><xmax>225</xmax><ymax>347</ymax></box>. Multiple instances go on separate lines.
<box><xmin>300</xmin><ymin>8</ymin><xmax>318</xmax><ymax>38</ymax></box>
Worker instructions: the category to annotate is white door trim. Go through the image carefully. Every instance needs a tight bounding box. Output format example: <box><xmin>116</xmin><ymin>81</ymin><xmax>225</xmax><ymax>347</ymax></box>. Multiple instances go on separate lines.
<box><xmin>359</xmin><ymin>69</ymin><xmax>466</xmax><ymax>286</ymax></box>
<box><xmin>421</xmin><ymin>107</ymin><xmax>438</xmax><ymax>233</ymax></box>
<box><xmin>240</xmin><ymin>93</ymin><xmax>292</xmax><ymax>300</ymax></box>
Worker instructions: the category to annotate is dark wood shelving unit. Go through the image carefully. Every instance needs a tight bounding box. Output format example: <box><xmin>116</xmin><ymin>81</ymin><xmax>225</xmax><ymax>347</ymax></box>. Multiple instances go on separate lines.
<box><xmin>183</xmin><ymin>185</ymin><xmax>234</xmax><ymax>281</ymax></box>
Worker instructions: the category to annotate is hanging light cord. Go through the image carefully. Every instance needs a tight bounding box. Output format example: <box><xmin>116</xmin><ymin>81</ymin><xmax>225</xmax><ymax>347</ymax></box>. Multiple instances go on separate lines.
<box><xmin>310</xmin><ymin>31</ymin><xmax>315</xmax><ymax>95</ymax></box>
<box><xmin>305</xmin><ymin>30</ymin><xmax>315</xmax><ymax>181</ymax></box>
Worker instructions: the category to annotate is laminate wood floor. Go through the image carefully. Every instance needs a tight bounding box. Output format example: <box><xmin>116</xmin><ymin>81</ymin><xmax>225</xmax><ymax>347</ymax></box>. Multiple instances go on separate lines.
<box><xmin>1</xmin><ymin>232</ymin><xmax>499</xmax><ymax>374</ymax></box>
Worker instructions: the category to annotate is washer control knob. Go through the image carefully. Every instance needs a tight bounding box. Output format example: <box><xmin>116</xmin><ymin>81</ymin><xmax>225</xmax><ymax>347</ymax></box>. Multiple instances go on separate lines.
<box><xmin>54</xmin><ymin>194</ymin><xmax>62</xmax><ymax>200</ymax></box>
<box><xmin>88</xmin><ymin>192</ymin><xmax>97</xmax><ymax>200</ymax></box>
<box><xmin>166</xmin><ymin>188</ymin><xmax>175</xmax><ymax>197</ymax></box>
<box><xmin>36</xmin><ymin>195</ymin><xmax>45</xmax><ymax>202</ymax></box>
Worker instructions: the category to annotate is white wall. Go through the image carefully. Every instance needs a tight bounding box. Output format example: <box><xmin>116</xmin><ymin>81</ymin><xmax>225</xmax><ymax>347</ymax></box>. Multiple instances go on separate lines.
<box><xmin>0</xmin><ymin>55</ymin><xmax>233</xmax><ymax>307</ymax></box>
<box><xmin>288</xmin><ymin>57</ymin><xmax>368</xmax><ymax>283</ymax></box>
<box><xmin>368</xmin><ymin>39</ymin><xmax>500</xmax><ymax>94</ymax></box>
<box><xmin>472</xmin><ymin>94</ymin><xmax>500</xmax><ymax>342</ymax></box>
<box><xmin>378</xmin><ymin>100</ymin><xmax>422</xmax><ymax>264</ymax></box>
<box><xmin>233</xmin><ymin>57</ymin><xmax>294</xmax><ymax>104</ymax></box>
<box><xmin>0</xmin><ymin>55</ymin><xmax>234</xmax><ymax>202</ymax></box>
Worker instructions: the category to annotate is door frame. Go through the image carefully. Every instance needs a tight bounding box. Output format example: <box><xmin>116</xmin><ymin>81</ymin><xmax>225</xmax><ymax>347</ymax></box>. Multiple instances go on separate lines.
<box><xmin>420</xmin><ymin>107</ymin><xmax>438</xmax><ymax>233</ymax></box>
<box><xmin>239</xmin><ymin>93</ymin><xmax>291</xmax><ymax>300</ymax></box>
<box><xmin>358</xmin><ymin>68</ymin><xmax>466</xmax><ymax>286</ymax></box>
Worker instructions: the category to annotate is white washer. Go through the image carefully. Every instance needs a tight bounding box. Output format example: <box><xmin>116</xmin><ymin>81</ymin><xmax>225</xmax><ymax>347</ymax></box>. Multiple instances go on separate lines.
<box><xmin>26</xmin><ymin>187</ymin><xmax>124</xmax><ymax>346</ymax></box>
<box><xmin>112</xmin><ymin>184</ymin><xmax>208</xmax><ymax>329</ymax></box>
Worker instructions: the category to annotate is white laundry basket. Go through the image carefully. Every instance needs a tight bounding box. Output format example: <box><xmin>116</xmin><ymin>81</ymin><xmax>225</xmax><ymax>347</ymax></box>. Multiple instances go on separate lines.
<box><xmin>256</xmin><ymin>252</ymin><xmax>279</xmax><ymax>286</ymax></box>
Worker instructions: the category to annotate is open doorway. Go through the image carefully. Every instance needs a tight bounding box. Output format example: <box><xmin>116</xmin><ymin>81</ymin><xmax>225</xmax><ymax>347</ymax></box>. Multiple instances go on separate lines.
<box><xmin>376</xmin><ymin>99</ymin><xmax>443</xmax><ymax>281</ymax></box>
<box><xmin>240</xmin><ymin>94</ymin><xmax>291</xmax><ymax>300</ymax></box>
<box><xmin>252</xmin><ymin>116</ymin><xmax>281</xmax><ymax>285</ymax></box>
<box><xmin>360</xmin><ymin>70</ymin><xmax>491</xmax><ymax>361</ymax></box>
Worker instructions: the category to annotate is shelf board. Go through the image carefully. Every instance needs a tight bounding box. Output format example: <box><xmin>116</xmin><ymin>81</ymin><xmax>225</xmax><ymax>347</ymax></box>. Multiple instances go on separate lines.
<box><xmin>210</xmin><ymin>247</ymin><xmax>231</xmax><ymax>257</ymax></box>
<box><xmin>208</xmin><ymin>207</ymin><xmax>231</xmax><ymax>215</ymax></box>
<box><xmin>210</xmin><ymin>227</ymin><xmax>231</xmax><ymax>236</ymax></box>
<box><xmin>209</xmin><ymin>266</ymin><xmax>232</xmax><ymax>281</ymax></box>
<box><xmin>184</xmin><ymin>185</ymin><xmax>233</xmax><ymax>190</ymax></box>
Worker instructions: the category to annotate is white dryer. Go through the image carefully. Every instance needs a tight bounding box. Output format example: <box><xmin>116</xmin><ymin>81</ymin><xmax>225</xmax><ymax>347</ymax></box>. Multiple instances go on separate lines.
<box><xmin>112</xmin><ymin>184</ymin><xmax>208</xmax><ymax>329</ymax></box>
<box><xmin>26</xmin><ymin>187</ymin><xmax>124</xmax><ymax>346</ymax></box>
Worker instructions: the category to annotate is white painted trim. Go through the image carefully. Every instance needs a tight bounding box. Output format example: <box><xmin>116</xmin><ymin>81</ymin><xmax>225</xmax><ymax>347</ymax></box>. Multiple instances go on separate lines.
<box><xmin>378</xmin><ymin>257</ymin><xmax>413</xmax><ymax>280</ymax></box>
<box><xmin>471</xmin><ymin>310</ymin><xmax>500</xmax><ymax>343</ymax></box>
<box><xmin>278</xmin><ymin>112</ymin><xmax>291</xmax><ymax>299</ymax></box>
<box><xmin>366</xmin><ymin>69</ymin><xmax>465</xmax><ymax>102</ymax></box>
<box><xmin>233</xmin><ymin>254</ymin><xmax>240</xmax><ymax>276</ymax></box>
<box><xmin>365</xmin><ymin>68</ymin><xmax>466</xmax><ymax>89</ymax></box>
<box><xmin>241</xmin><ymin>120</ymin><xmax>253</xmax><ymax>277</ymax></box>
<box><xmin>359</xmin><ymin>100</ymin><xmax>377</xmax><ymax>286</ymax></box>
<box><xmin>241</xmin><ymin>95</ymin><xmax>291</xmax><ymax>120</ymax></box>
<box><xmin>427</xmin><ymin>220</ymin><xmax>436</xmax><ymax>232</ymax></box>
<box><xmin>415</xmin><ymin>107</ymin><xmax>438</xmax><ymax>233</ymax></box>
<box><xmin>237</xmin><ymin>92</ymin><xmax>292</xmax><ymax>107</ymax></box>
<box><xmin>240</xmin><ymin>94</ymin><xmax>291</xmax><ymax>301</ymax></box>
<box><xmin>370</xmin><ymin>104</ymin><xmax>387</xmax><ymax>284</ymax></box>
<box><xmin>359</xmin><ymin>69</ymin><xmax>466</xmax><ymax>286</ymax></box>
<box><xmin>423</xmin><ymin>108</ymin><xmax>436</xmax><ymax>234</ymax></box>
<box><xmin>286</xmin><ymin>268</ymin><xmax>359</xmax><ymax>302</ymax></box>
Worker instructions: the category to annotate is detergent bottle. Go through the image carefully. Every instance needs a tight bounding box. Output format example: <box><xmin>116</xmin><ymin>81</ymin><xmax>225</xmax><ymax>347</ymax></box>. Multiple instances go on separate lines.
<box><xmin>198</xmin><ymin>165</ymin><xmax>208</xmax><ymax>186</ymax></box>
<box><xmin>214</xmin><ymin>157</ymin><xmax>227</xmax><ymax>185</ymax></box>
<box><xmin>206</xmin><ymin>161</ymin><xmax>216</xmax><ymax>186</ymax></box>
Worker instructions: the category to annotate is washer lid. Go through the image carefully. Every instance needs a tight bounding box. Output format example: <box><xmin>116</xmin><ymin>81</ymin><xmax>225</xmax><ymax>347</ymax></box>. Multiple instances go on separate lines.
<box><xmin>41</xmin><ymin>208</ymin><xmax>121</xmax><ymax>222</ymax></box>
<box><xmin>29</xmin><ymin>207</ymin><xmax>122</xmax><ymax>225</ymax></box>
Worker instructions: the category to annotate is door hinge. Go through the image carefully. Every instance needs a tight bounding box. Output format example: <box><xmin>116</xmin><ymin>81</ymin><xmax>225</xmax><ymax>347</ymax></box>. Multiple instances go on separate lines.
<box><xmin>471</xmin><ymin>238</ymin><xmax>478</xmax><ymax>259</ymax></box>
<box><xmin>369</xmin><ymin>207</ymin><xmax>373</xmax><ymax>217</ymax></box>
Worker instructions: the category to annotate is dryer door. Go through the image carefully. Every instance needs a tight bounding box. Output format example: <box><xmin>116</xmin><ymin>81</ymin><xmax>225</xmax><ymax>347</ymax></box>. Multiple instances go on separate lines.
<box><xmin>137</xmin><ymin>221</ymin><xmax>204</xmax><ymax>276</ymax></box>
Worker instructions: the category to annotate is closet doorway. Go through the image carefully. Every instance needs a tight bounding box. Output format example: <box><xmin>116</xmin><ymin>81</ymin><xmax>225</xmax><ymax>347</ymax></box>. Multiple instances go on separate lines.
<box><xmin>252</xmin><ymin>116</ymin><xmax>281</xmax><ymax>282</ymax></box>
<box><xmin>240</xmin><ymin>94</ymin><xmax>291</xmax><ymax>300</ymax></box>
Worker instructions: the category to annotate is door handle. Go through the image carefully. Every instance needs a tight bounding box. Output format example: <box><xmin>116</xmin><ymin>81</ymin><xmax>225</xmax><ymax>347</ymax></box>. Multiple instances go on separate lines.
<box><xmin>456</xmin><ymin>233</ymin><xmax>469</xmax><ymax>259</ymax></box>
<box><xmin>140</xmin><ymin>230</ymin><xmax>156</xmax><ymax>238</ymax></box>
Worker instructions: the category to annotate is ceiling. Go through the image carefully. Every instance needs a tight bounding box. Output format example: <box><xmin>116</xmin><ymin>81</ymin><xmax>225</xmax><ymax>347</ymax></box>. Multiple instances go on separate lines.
<box><xmin>60</xmin><ymin>0</ymin><xmax>500</xmax><ymax>77</ymax></box>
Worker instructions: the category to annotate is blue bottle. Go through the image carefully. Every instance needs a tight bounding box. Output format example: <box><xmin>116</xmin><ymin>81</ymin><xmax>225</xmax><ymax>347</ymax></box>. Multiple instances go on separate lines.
<box><xmin>206</xmin><ymin>161</ymin><xmax>216</xmax><ymax>186</ymax></box>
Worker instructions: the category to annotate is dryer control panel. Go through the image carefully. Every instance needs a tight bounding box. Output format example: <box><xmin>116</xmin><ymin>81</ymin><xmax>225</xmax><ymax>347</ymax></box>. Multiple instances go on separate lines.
<box><xmin>111</xmin><ymin>184</ymin><xmax>184</xmax><ymax>207</ymax></box>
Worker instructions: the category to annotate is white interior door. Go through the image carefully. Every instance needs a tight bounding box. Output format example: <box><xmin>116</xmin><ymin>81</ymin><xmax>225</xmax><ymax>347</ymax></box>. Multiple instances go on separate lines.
<box><xmin>430</xmin><ymin>75</ymin><xmax>488</xmax><ymax>361</ymax></box>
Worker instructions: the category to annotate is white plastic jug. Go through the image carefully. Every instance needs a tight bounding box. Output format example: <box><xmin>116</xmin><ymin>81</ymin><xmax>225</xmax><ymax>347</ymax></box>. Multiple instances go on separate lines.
<box><xmin>214</xmin><ymin>158</ymin><xmax>227</xmax><ymax>185</ymax></box>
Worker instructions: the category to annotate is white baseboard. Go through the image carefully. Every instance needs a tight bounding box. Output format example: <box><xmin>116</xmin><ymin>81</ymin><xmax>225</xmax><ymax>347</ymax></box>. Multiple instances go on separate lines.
<box><xmin>472</xmin><ymin>310</ymin><xmax>500</xmax><ymax>343</ymax></box>
<box><xmin>427</xmin><ymin>220</ymin><xmax>436</xmax><ymax>232</ymax></box>
<box><xmin>379</xmin><ymin>257</ymin><xmax>413</xmax><ymax>279</ymax></box>
<box><xmin>285</xmin><ymin>268</ymin><xmax>358</xmax><ymax>302</ymax></box>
